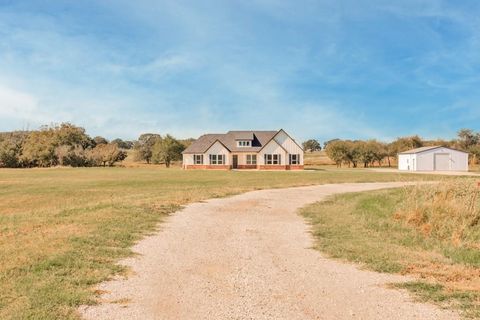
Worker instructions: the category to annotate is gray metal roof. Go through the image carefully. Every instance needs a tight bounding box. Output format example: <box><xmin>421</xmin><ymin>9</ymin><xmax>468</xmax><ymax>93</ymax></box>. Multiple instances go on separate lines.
<box><xmin>399</xmin><ymin>146</ymin><xmax>468</xmax><ymax>154</ymax></box>
<box><xmin>182</xmin><ymin>130</ymin><xmax>278</xmax><ymax>154</ymax></box>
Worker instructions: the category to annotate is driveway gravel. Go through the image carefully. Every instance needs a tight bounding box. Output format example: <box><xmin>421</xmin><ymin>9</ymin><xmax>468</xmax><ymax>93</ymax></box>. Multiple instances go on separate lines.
<box><xmin>80</xmin><ymin>182</ymin><xmax>458</xmax><ymax>320</ymax></box>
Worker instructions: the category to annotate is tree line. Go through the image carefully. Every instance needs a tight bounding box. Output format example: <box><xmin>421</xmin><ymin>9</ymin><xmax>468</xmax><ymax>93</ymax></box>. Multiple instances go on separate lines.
<box><xmin>0</xmin><ymin>123</ymin><xmax>189</xmax><ymax>168</ymax></box>
<box><xmin>303</xmin><ymin>128</ymin><xmax>480</xmax><ymax>168</ymax></box>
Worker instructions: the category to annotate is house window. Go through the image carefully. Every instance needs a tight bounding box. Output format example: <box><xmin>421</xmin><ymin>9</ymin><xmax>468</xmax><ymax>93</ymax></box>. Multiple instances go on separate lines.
<box><xmin>246</xmin><ymin>154</ymin><xmax>257</xmax><ymax>165</ymax></box>
<box><xmin>289</xmin><ymin>154</ymin><xmax>300</xmax><ymax>165</ymax></box>
<box><xmin>264</xmin><ymin>154</ymin><xmax>280</xmax><ymax>165</ymax></box>
<box><xmin>194</xmin><ymin>154</ymin><xmax>203</xmax><ymax>165</ymax></box>
<box><xmin>209</xmin><ymin>154</ymin><xmax>225</xmax><ymax>165</ymax></box>
<box><xmin>237</xmin><ymin>140</ymin><xmax>251</xmax><ymax>147</ymax></box>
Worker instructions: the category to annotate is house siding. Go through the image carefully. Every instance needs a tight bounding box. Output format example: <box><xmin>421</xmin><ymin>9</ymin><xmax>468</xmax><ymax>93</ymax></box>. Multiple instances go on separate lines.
<box><xmin>205</xmin><ymin>141</ymin><xmax>231</xmax><ymax>166</ymax></box>
<box><xmin>258</xmin><ymin>139</ymin><xmax>287</xmax><ymax>165</ymax></box>
<box><xmin>182</xmin><ymin>130</ymin><xmax>304</xmax><ymax>170</ymax></box>
<box><xmin>274</xmin><ymin>130</ymin><xmax>304</xmax><ymax>164</ymax></box>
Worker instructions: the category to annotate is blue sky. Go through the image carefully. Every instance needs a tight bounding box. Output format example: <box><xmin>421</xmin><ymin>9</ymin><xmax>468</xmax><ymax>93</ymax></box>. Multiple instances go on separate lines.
<box><xmin>0</xmin><ymin>0</ymin><xmax>479</xmax><ymax>142</ymax></box>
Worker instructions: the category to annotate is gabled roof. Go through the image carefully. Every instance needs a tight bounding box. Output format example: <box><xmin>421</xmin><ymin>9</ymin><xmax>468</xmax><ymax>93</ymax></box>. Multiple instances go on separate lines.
<box><xmin>182</xmin><ymin>134</ymin><xmax>226</xmax><ymax>154</ymax></box>
<box><xmin>259</xmin><ymin>136</ymin><xmax>289</xmax><ymax>154</ymax></box>
<box><xmin>258</xmin><ymin>128</ymin><xmax>304</xmax><ymax>152</ymax></box>
<box><xmin>399</xmin><ymin>146</ymin><xmax>468</xmax><ymax>155</ymax></box>
<box><xmin>182</xmin><ymin>130</ymin><xmax>279</xmax><ymax>154</ymax></box>
<box><xmin>229</xmin><ymin>131</ymin><xmax>254</xmax><ymax>140</ymax></box>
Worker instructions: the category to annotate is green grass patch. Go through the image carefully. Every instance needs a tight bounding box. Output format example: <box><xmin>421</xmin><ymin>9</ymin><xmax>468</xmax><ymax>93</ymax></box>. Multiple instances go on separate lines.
<box><xmin>393</xmin><ymin>282</ymin><xmax>480</xmax><ymax>318</ymax></box>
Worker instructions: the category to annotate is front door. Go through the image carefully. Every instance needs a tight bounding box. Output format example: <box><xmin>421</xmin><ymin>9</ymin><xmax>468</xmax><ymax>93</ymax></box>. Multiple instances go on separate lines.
<box><xmin>232</xmin><ymin>155</ymin><xmax>238</xmax><ymax>169</ymax></box>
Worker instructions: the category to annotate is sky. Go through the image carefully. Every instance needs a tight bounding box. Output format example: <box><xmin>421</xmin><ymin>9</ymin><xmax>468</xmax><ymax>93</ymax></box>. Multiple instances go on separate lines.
<box><xmin>0</xmin><ymin>0</ymin><xmax>479</xmax><ymax>142</ymax></box>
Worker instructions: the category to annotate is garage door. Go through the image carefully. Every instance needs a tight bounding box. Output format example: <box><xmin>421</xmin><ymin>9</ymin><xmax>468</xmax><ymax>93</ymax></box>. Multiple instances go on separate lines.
<box><xmin>434</xmin><ymin>153</ymin><xmax>450</xmax><ymax>171</ymax></box>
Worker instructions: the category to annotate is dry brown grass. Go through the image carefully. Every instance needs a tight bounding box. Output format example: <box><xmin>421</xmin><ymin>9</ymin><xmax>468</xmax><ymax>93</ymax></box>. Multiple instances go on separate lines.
<box><xmin>2</xmin><ymin>166</ymin><xmax>433</xmax><ymax>319</ymax></box>
<box><xmin>303</xmin><ymin>151</ymin><xmax>335</xmax><ymax>166</ymax></box>
<box><xmin>395</xmin><ymin>180</ymin><xmax>480</xmax><ymax>248</ymax></box>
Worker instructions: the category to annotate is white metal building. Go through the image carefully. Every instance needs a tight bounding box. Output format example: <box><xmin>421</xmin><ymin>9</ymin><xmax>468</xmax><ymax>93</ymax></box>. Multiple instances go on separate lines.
<box><xmin>398</xmin><ymin>146</ymin><xmax>469</xmax><ymax>172</ymax></box>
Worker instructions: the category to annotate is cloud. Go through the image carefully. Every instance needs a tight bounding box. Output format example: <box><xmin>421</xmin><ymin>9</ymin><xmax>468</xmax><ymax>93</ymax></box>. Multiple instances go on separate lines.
<box><xmin>0</xmin><ymin>0</ymin><xmax>479</xmax><ymax>142</ymax></box>
<box><xmin>0</xmin><ymin>85</ymin><xmax>37</xmax><ymax>118</ymax></box>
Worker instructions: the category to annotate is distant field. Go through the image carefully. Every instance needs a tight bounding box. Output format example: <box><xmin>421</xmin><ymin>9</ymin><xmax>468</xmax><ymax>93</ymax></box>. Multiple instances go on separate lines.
<box><xmin>0</xmin><ymin>166</ymin><xmax>442</xmax><ymax>319</ymax></box>
<box><xmin>304</xmin><ymin>151</ymin><xmax>398</xmax><ymax>167</ymax></box>
<box><xmin>304</xmin><ymin>150</ymin><xmax>336</xmax><ymax>166</ymax></box>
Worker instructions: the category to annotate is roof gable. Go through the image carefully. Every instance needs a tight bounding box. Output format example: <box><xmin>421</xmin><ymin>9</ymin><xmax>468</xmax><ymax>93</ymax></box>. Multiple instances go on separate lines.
<box><xmin>258</xmin><ymin>128</ymin><xmax>303</xmax><ymax>153</ymax></box>
<box><xmin>259</xmin><ymin>136</ymin><xmax>288</xmax><ymax>153</ymax></box>
<box><xmin>205</xmin><ymin>139</ymin><xmax>231</xmax><ymax>153</ymax></box>
<box><xmin>182</xmin><ymin>130</ymin><xmax>278</xmax><ymax>154</ymax></box>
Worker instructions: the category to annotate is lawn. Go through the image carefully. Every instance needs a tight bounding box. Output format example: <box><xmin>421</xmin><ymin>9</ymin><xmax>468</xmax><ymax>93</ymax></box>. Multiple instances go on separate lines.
<box><xmin>0</xmin><ymin>166</ymin><xmax>438</xmax><ymax>319</ymax></box>
<box><xmin>301</xmin><ymin>184</ymin><xmax>480</xmax><ymax>318</ymax></box>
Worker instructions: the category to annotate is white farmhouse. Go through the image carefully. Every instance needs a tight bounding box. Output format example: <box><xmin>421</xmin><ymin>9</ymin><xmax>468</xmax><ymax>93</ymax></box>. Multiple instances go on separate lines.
<box><xmin>182</xmin><ymin>129</ymin><xmax>304</xmax><ymax>170</ymax></box>
<box><xmin>398</xmin><ymin>146</ymin><xmax>469</xmax><ymax>172</ymax></box>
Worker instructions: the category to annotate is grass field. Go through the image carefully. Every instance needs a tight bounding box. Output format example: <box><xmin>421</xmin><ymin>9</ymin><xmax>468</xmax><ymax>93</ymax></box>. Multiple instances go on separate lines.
<box><xmin>301</xmin><ymin>183</ymin><xmax>480</xmax><ymax>318</ymax></box>
<box><xmin>303</xmin><ymin>151</ymin><xmax>336</xmax><ymax>166</ymax></box>
<box><xmin>0</xmin><ymin>166</ymin><xmax>442</xmax><ymax>319</ymax></box>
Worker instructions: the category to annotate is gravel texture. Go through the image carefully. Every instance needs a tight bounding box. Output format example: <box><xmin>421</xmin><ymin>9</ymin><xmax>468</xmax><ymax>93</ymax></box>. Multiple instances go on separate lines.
<box><xmin>80</xmin><ymin>182</ymin><xmax>458</xmax><ymax>320</ymax></box>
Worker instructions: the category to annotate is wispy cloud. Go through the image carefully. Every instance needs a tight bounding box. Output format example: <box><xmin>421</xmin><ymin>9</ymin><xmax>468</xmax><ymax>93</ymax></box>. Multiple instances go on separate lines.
<box><xmin>0</xmin><ymin>0</ymin><xmax>479</xmax><ymax>142</ymax></box>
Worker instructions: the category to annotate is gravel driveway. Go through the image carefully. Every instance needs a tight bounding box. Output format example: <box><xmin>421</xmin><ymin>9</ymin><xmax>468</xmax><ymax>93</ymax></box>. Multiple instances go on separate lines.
<box><xmin>80</xmin><ymin>182</ymin><xmax>458</xmax><ymax>320</ymax></box>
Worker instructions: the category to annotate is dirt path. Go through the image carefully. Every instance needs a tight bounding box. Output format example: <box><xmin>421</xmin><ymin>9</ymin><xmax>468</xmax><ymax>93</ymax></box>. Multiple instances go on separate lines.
<box><xmin>80</xmin><ymin>182</ymin><xmax>458</xmax><ymax>320</ymax></box>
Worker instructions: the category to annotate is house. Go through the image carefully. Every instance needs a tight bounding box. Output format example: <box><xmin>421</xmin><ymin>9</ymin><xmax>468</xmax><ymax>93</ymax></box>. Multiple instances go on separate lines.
<box><xmin>182</xmin><ymin>129</ymin><xmax>304</xmax><ymax>170</ymax></box>
<box><xmin>398</xmin><ymin>146</ymin><xmax>469</xmax><ymax>172</ymax></box>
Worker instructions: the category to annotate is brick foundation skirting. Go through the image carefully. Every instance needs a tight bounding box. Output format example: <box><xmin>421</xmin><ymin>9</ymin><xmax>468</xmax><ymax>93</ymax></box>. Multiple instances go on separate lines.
<box><xmin>258</xmin><ymin>165</ymin><xmax>304</xmax><ymax>170</ymax></box>
<box><xmin>288</xmin><ymin>165</ymin><xmax>304</xmax><ymax>170</ymax></box>
<box><xmin>258</xmin><ymin>165</ymin><xmax>288</xmax><ymax>170</ymax></box>
<box><xmin>184</xmin><ymin>165</ymin><xmax>231</xmax><ymax>170</ymax></box>
<box><xmin>236</xmin><ymin>165</ymin><xmax>258</xmax><ymax>169</ymax></box>
<box><xmin>184</xmin><ymin>164</ymin><xmax>304</xmax><ymax>170</ymax></box>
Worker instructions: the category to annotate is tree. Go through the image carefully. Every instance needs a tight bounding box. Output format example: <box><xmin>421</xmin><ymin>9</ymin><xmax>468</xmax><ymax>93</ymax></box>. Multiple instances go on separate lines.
<box><xmin>55</xmin><ymin>123</ymin><xmax>94</xmax><ymax>149</ymax></box>
<box><xmin>112</xmin><ymin>138</ymin><xmax>134</xmax><ymax>149</ymax></box>
<box><xmin>469</xmin><ymin>145</ymin><xmax>480</xmax><ymax>165</ymax></box>
<box><xmin>457</xmin><ymin>129</ymin><xmax>479</xmax><ymax>151</ymax></box>
<box><xmin>325</xmin><ymin>140</ymin><xmax>350</xmax><ymax>167</ymax></box>
<box><xmin>88</xmin><ymin>143</ymin><xmax>127</xmax><ymax>167</ymax></box>
<box><xmin>21</xmin><ymin>127</ymin><xmax>58</xmax><ymax>167</ymax></box>
<box><xmin>385</xmin><ymin>142</ymin><xmax>398</xmax><ymax>167</ymax></box>
<box><xmin>55</xmin><ymin>145</ymin><xmax>90</xmax><ymax>167</ymax></box>
<box><xmin>302</xmin><ymin>139</ymin><xmax>321</xmax><ymax>152</ymax></box>
<box><xmin>93</xmin><ymin>136</ymin><xmax>109</xmax><ymax>146</ymax></box>
<box><xmin>179</xmin><ymin>138</ymin><xmax>196</xmax><ymax>149</ymax></box>
<box><xmin>0</xmin><ymin>132</ymin><xmax>26</xmax><ymax>168</ymax></box>
<box><xmin>390</xmin><ymin>135</ymin><xmax>423</xmax><ymax>154</ymax></box>
<box><xmin>323</xmin><ymin>139</ymin><xmax>339</xmax><ymax>150</ymax></box>
<box><xmin>357</xmin><ymin>140</ymin><xmax>385</xmax><ymax>168</ymax></box>
<box><xmin>151</xmin><ymin>135</ymin><xmax>185</xmax><ymax>167</ymax></box>
<box><xmin>346</xmin><ymin>141</ymin><xmax>362</xmax><ymax>167</ymax></box>
<box><xmin>133</xmin><ymin>133</ymin><xmax>161</xmax><ymax>164</ymax></box>
<box><xmin>20</xmin><ymin>123</ymin><xmax>95</xmax><ymax>167</ymax></box>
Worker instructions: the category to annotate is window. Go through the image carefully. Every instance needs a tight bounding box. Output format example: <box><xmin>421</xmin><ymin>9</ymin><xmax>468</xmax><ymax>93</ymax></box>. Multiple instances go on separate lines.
<box><xmin>194</xmin><ymin>154</ymin><xmax>203</xmax><ymax>165</ymax></box>
<box><xmin>289</xmin><ymin>154</ymin><xmax>300</xmax><ymax>165</ymax></box>
<box><xmin>246</xmin><ymin>154</ymin><xmax>257</xmax><ymax>165</ymax></box>
<box><xmin>209</xmin><ymin>154</ymin><xmax>225</xmax><ymax>165</ymax></box>
<box><xmin>237</xmin><ymin>140</ymin><xmax>251</xmax><ymax>147</ymax></box>
<box><xmin>264</xmin><ymin>154</ymin><xmax>280</xmax><ymax>165</ymax></box>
